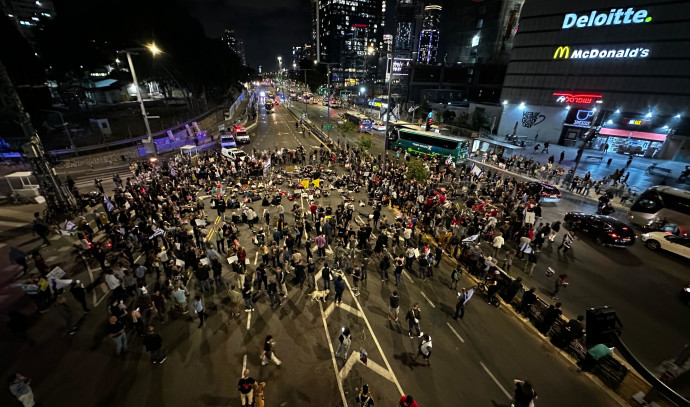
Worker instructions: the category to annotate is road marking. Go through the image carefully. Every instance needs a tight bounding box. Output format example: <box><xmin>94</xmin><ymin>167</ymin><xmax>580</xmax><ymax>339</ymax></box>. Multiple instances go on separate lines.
<box><xmin>340</xmin><ymin>351</ymin><xmax>395</xmax><ymax>382</ymax></box>
<box><xmin>246</xmin><ymin>310</ymin><xmax>252</xmax><ymax>330</ymax></box>
<box><xmin>254</xmin><ymin>251</ymin><xmax>259</xmax><ymax>265</ymax></box>
<box><xmin>318</xmin><ymin>291</ymin><xmax>349</xmax><ymax>407</ymax></box>
<box><xmin>420</xmin><ymin>291</ymin><xmax>436</xmax><ymax>308</ymax></box>
<box><xmin>480</xmin><ymin>361</ymin><xmax>512</xmax><ymax>399</ymax></box>
<box><xmin>242</xmin><ymin>354</ymin><xmax>247</xmax><ymax>374</ymax></box>
<box><xmin>342</xmin><ymin>277</ymin><xmax>405</xmax><ymax>396</ymax></box>
<box><xmin>446</xmin><ymin>322</ymin><xmax>465</xmax><ymax>343</ymax></box>
<box><xmin>403</xmin><ymin>270</ymin><xmax>414</xmax><ymax>283</ymax></box>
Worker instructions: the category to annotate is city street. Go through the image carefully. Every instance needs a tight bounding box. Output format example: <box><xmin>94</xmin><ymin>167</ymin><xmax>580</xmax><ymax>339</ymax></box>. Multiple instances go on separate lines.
<box><xmin>292</xmin><ymin>100</ymin><xmax>690</xmax><ymax>375</ymax></box>
<box><xmin>0</xmin><ymin>97</ymin><xmax>623</xmax><ymax>407</ymax></box>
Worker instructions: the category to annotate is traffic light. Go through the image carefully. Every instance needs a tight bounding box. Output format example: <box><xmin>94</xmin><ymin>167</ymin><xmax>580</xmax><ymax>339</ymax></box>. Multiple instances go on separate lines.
<box><xmin>425</xmin><ymin>118</ymin><xmax>433</xmax><ymax>131</ymax></box>
<box><xmin>585</xmin><ymin>307</ymin><xmax>622</xmax><ymax>348</ymax></box>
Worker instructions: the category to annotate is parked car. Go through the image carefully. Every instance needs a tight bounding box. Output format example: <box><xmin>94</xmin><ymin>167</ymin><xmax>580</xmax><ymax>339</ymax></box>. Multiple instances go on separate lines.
<box><xmin>527</xmin><ymin>182</ymin><xmax>562</xmax><ymax>200</ymax></box>
<box><xmin>563</xmin><ymin>212</ymin><xmax>636</xmax><ymax>247</ymax></box>
<box><xmin>640</xmin><ymin>231</ymin><xmax>690</xmax><ymax>260</ymax></box>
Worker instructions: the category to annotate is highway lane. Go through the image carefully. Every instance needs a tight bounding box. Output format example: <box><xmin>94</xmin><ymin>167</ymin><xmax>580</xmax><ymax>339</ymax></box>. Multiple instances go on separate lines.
<box><xmin>468</xmin><ymin>163</ymin><xmax>690</xmax><ymax>377</ymax></box>
<box><xmin>0</xmin><ymin>94</ymin><xmax>622</xmax><ymax>407</ymax></box>
<box><xmin>288</xmin><ymin>100</ymin><xmax>690</xmax><ymax>375</ymax></box>
<box><xmin>246</xmin><ymin>100</ymin><xmax>621</xmax><ymax>406</ymax></box>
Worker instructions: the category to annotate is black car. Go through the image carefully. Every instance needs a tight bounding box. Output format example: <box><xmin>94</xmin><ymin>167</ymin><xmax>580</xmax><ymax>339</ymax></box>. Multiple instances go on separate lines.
<box><xmin>527</xmin><ymin>182</ymin><xmax>561</xmax><ymax>200</ymax></box>
<box><xmin>563</xmin><ymin>212</ymin><xmax>636</xmax><ymax>247</ymax></box>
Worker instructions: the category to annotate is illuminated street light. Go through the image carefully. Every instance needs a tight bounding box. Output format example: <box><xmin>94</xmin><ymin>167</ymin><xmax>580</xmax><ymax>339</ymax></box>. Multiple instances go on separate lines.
<box><xmin>502</xmin><ymin>100</ymin><xmax>508</xmax><ymax>105</ymax></box>
<box><xmin>147</xmin><ymin>42</ymin><xmax>161</xmax><ymax>56</ymax></box>
<box><xmin>117</xmin><ymin>43</ymin><xmax>162</xmax><ymax>151</ymax></box>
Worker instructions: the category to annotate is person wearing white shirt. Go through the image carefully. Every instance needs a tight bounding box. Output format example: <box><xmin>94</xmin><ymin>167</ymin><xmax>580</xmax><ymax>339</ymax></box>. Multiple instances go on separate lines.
<box><xmin>492</xmin><ymin>233</ymin><xmax>505</xmax><ymax>259</ymax></box>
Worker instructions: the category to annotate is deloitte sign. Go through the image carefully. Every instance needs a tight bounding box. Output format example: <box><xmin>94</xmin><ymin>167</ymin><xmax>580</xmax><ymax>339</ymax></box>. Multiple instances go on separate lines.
<box><xmin>553</xmin><ymin>46</ymin><xmax>650</xmax><ymax>59</ymax></box>
<box><xmin>562</xmin><ymin>8</ymin><xmax>652</xmax><ymax>29</ymax></box>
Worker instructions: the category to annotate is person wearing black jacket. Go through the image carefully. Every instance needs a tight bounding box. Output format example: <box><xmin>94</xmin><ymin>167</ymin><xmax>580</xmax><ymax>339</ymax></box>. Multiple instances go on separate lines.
<box><xmin>541</xmin><ymin>302</ymin><xmax>563</xmax><ymax>335</ymax></box>
<box><xmin>143</xmin><ymin>326</ymin><xmax>166</xmax><ymax>363</ymax></box>
<box><xmin>519</xmin><ymin>287</ymin><xmax>537</xmax><ymax>317</ymax></box>
<box><xmin>70</xmin><ymin>281</ymin><xmax>89</xmax><ymax>313</ymax></box>
<box><xmin>215</xmin><ymin>196</ymin><xmax>226</xmax><ymax>221</ymax></box>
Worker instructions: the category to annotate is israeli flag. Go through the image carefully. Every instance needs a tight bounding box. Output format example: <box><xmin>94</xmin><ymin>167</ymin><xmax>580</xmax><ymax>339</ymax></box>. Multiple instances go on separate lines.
<box><xmin>520</xmin><ymin>242</ymin><xmax>533</xmax><ymax>254</ymax></box>
<box><xmin>470</xmin><ymin>163</ymin><xmax>483</xmax><ymax>177</ymax></box>
<box><xmin>149</xmin><ymin>228</ymin><xmax>166</xmax><ymax>240</ymax></box>
<box><xmin>462</xmin><ymin>234</ymin><xmax>480</xmax><ymax>244</ymax></box>
<box><xmin>103</xmin><ymin>195</ymin><xmax>115</xmax><ymax>212</ymax></box>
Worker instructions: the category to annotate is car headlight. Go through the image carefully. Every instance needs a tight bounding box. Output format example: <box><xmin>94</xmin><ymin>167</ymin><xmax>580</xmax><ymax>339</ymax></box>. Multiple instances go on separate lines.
<box><xmin>641</xmin><ymin>233</ymin><xmax>650</xmax><ymax>240</ymax></box>
<box><xmin>684</xmin><ymin>287</ymin><xmax>690</xmax><ymax>293</ymax></box>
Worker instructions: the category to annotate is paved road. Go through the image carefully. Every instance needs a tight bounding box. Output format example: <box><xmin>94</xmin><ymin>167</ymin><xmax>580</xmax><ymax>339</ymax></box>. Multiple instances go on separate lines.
<box><xmin>290</xmin><ymin>101</ymin><xmax>690</xmax><ymax>382</ymax></box>
<box><xmin>0</xmin><ymin>94</ymin><xmax>622</xmax><ymax>407</ymax></box>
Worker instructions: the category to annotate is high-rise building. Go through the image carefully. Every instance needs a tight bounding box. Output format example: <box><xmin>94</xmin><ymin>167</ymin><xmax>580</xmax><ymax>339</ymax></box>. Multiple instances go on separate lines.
<box><xmin>221</xmin><ymin>28</ymin><xmax>246</xmax><ymax>66</ymax></box>
<box><xmin>1</xmin><ymin>0</ymin><xmax>55</xmax><ymax>43</ymax></box>
<box><xmin>417</xmin><ymin>5</ymin><xmax>442</xmax><ymax>65</ymax></box>
<box><xmin>393</xmin><ymin>0</ymin><xmax>418</xmax><ymax>60</ymax></box>
<box><xmin>311</xmin><ymin>0</ymin><xmax>384</xmax><ymax>87</ymax></box>
<box><xmin>497</xmin><ymin>0</ymin><xmax>690</xmax><ymax>162</ymax></box>
<box><xmin>442</xmin><ymin>0</ymin><xmax>524</xmax><ymax>65</ymax></box>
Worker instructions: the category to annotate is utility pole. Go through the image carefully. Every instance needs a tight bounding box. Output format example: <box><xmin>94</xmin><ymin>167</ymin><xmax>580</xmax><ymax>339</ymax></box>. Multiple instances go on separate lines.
<box><xmin>0</xmin><ymin>60</ymin><xmax>77</xmax><ymax>223</ymax></box>
<box><xmin>300</xmin><ymin>68</ymin><xmax>313</xmax><ymax>121</ymax></box>
<box><xmin>316</xmin><ymin>62</ymin><xmax>338</xmax><ymax>142</ymax></box>
<box><xmin>382</xmin><ymin>35</ymin><xmax>396</xmax><ymax>172</ymax></box>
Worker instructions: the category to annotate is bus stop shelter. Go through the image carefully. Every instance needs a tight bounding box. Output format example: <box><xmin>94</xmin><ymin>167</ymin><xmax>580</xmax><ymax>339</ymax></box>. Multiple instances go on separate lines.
<box><xmin>180</xmin><ymin>145</ymin><xmax>199</xmax><ymax>158</ymax></box>
<box><xmin>472</xmin><ymin>137</ymin><xmax>525</xmax><ymax>158</ymax></box>
<box><xmin>5</xmin><ymin>171</ymin><xmax>41</xmax><ymax>198</ymax></box>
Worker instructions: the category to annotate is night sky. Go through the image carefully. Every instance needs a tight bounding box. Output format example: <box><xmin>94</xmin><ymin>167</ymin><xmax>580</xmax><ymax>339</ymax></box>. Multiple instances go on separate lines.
<box><xmin>180</xmin><ymin>0</ymin><xmax>312</xmax><ymax>70</ymax></box>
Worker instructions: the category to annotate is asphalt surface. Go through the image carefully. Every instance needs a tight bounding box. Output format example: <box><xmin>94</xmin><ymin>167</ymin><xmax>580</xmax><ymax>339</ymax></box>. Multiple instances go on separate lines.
<box><xmin>0</xmin><ymin>93</ymin><xmax>636</xmax><ymax>407</ymax></box>
<box><xmin>289</xmin><ymin>100</ymin><xmax>690</xmax><ymax>380</ymax></box>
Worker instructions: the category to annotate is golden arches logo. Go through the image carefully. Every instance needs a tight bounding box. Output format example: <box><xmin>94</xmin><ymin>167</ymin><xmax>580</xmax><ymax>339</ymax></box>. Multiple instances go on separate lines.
<box><xmin>553</xmin><ymin>46</ymin><xmax>570</xmax><ymax>59</ymax></box>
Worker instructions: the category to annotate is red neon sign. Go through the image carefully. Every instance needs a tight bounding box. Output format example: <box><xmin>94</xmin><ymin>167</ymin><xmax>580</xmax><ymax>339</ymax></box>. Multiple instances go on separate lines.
<box><xmin>553</xmin><ymin>92</ymin><xmax>602</xmax><ymax>104</ymax></box>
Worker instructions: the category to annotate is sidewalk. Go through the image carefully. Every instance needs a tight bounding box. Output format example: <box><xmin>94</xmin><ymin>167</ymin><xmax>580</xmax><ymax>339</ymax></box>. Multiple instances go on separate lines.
<box><xmin>487</xmin><ymin>141</ymin><xmax>690</xmax><ymax>192</ymax></box>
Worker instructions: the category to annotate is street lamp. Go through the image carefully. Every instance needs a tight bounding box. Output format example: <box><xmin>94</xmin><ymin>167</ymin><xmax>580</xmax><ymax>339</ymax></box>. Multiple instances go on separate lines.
<box><xmin>117</xmin><ymin>43</ymin><xmax>161</xmax><ymax>154</ymax></box>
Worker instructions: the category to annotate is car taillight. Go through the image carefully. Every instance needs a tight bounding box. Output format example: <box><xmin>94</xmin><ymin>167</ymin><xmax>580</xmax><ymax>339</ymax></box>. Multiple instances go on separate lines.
<box><xmin>609</xmin><ymin>233</ymin><xmax>618</xmax><ymax>238</ymax></box>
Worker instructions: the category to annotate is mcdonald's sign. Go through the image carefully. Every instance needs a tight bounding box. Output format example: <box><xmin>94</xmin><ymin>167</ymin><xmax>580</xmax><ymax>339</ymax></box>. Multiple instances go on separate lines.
<box><xmin>553</xmin><ymin>46</ymin><xmax>570</xmax><ymax>59</ymax></box>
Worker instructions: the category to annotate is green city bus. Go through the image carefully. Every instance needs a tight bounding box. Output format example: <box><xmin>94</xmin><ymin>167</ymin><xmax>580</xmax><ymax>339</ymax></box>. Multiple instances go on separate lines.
<box><xmin>387</xmin><ymin>125</ymin><xmax>470</xmax><ymax>163</ymax></box>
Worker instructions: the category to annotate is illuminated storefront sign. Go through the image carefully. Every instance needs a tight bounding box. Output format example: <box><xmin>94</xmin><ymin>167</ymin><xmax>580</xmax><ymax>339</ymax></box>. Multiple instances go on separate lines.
<box><xmin>553</xmin><ymin>92</ymin><xmax>602</xmax><ymax>104</ymax></box>
<box><xmin>553</xmin><ymin>46</ymin><xmax>649</xmax><ymax>59</ymax></box>
<box><xmin>562</xmin><ymin>8</ymin><xmax>652</xmax><ymax>30</ymax></box>
<box><xmin>564</xmin><ymin>109</ymin><xmax>596</xmax><ymax>128</ymax></box>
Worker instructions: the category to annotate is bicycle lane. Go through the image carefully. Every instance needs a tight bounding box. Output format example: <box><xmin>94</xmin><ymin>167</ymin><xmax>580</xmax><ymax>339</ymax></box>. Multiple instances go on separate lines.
<box><xmin>349</xmin><ymin>253</ymin><xmax>624</xmax><ymax>406</ymax></box>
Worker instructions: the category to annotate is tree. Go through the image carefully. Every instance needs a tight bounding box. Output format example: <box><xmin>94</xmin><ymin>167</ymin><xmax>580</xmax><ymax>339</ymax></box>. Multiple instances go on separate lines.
<box><xmin>338</xmin><ymin>121</ymin><xmax>357</xmax><ymax>133</ymax></box>
<box><xmin>456</xmin><ymin>112</ymin><xmax>470</xmax><ymax>127</ymax></box>
<box><xmin>442</xmin><ymin>109</ymin><xmax>456</xmax><ymax>123</ymax></box>
<box><xmin>406</xmin><ymin>158</ymin><xmax>429</xmax><ymax>182</ymax></box>
<box><xmin>358</xmin><ymin>134</ymin><xmax>372</xmax><ymax>155</ymax></box>
<box><xmin>471</xmin><ymin>108</ymin><xmax>491</xmax><ymax>131</ymax></box>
